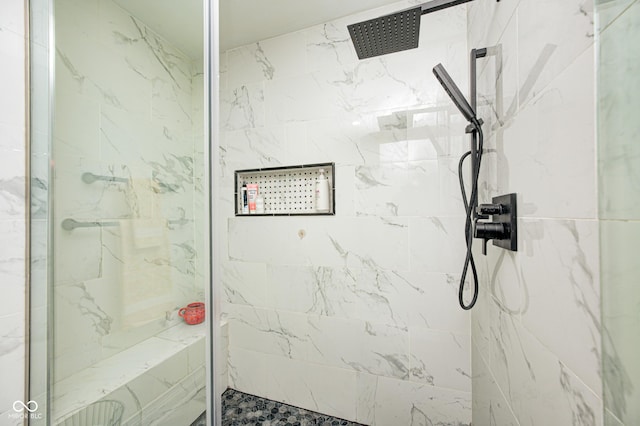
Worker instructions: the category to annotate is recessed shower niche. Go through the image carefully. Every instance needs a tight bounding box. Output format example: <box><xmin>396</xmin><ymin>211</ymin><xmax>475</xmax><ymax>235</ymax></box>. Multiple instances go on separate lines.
<box><xmin>234</xmin><ymin>163</ymin><xmax>335</xmax><ymax>216</ymax></box>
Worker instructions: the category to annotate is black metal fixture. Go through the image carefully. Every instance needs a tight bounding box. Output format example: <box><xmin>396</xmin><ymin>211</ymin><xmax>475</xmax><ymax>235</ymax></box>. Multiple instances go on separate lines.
<box><xmin>432</xmin><ymin>46</ymin><xmax>517</xmax><ymax>311</ymax></box>
<box><xmin>475</xmin><ymin>193</ymin><xmax>517</xmax><ymax>255</ymax></box>
<box><xmin>348</xmin><ymin>0</ymin><xmax>500</xmax><ymax>60</ymax></box>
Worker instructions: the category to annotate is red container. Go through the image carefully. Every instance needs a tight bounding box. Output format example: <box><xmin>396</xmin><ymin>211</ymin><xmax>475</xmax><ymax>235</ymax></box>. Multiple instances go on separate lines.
<box><xmin>178</xmin><ymin>302</ymin><xmax>205</xmax><ymax>325</ymax></box>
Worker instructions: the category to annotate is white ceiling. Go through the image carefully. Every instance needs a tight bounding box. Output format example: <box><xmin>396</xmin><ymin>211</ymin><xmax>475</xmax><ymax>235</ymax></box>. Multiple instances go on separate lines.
<box><xmin>113</xmin><ymin>0</ymin><xmax>404</xmax><ymax>59</ymax></box>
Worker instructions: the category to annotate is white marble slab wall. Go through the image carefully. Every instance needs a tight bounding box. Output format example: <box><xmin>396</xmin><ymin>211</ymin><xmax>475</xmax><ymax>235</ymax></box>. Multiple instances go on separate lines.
<box><xmin>220</xmin><ymin>1</ymin><xmax>472</xmax><ymax>424</ymax></box>
<box><xmin>597</xmin><ymin>1</ymin><xmax>640</xmax><ymax>425</ymax></box>
<box><xmin>0</xmin><ymin>0</ymin><xmax>27</xmax><ymax>425</ymax></box>
<box><xmin>52</xmin><ymin>0</ymin><xmax>204</xmax><ymax>405</ymax></box>
<box><xmin>467</xmin><ymin>0</ymin><xmax>603</xmax><ymax>425</ymax></box>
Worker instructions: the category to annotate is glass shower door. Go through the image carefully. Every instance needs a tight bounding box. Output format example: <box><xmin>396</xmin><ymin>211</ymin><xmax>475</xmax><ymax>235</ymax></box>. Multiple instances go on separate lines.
<box><xmin>596</xmin><ymin>1</ymin><xmax>640</xmax><ymax>424</ymax></box>
<box><xmin>29</xmin><ymin>0</ymin><xmax>212</xmax><ymax>424</ymax></box>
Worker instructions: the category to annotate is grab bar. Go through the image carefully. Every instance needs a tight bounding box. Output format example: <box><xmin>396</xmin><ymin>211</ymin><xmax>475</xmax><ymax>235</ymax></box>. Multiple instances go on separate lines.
<box><xmin>61</xmin><ymin>218</ymin><xmax>190</xmax><ymax>231</ymax></box>
<box><xmin>82</xmin><ymin>172</ymin><xmax>128</xmax><ymax>184</ymax></box>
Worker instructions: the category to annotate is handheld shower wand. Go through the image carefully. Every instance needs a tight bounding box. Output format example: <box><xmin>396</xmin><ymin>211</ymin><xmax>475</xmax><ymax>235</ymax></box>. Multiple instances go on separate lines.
<box><xmin>433</xmin><ymin>63</ymin><xmax>483</xmax><ymax>310</ymax></box>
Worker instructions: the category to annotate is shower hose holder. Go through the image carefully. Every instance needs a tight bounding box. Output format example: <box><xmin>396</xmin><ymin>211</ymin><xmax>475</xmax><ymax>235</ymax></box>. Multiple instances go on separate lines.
<box><xmin>474</xmin><ymin>193</ymin><xmax>517</xmax><ymax>255</ymax></box>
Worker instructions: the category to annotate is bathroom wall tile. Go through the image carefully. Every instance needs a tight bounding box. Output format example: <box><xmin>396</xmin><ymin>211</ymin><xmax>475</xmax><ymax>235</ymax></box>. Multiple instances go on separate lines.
<box><xmin>403</xmin><ymin>272</ymin><xmax>470</xmax><ymax>334</ymax></box>
<box><xmin>264</xmin><ymin>72</ymin><xmax>339</xmax><ymax>125</ymax></box>
<box><xmin>0</xmin><ymin>312</ymin><xmax>25</xmax><ymax>422</ymax></box>
<box><xmin>125</xmin><ymin>347</ymin><xmax>190</xmax><ymax>408</ymax></box>
<box><xmin>220</xmin><ymin>83</ymin><xmax>265</xmax><ymax>131</ymax></box>
<box><xmin>474</xmin><ymin>11</ymin><xmax>519</xmax><ymax>142</ymax></box>
<box><xmin>53</xmin><ymin>92</ymin><xmax>101</xmax><ymax>161</ymax></box>
<box><xmin>226</xmin><ymin>305</ymin><xmax>309</xmax><ymax>360</ymax></box>
<box><xmin>136</xmin><ymin>366</ymin><xmax>206</xmax><ymax>426</ymax></box>
<box><xmin>219</xmin><ymin>51</ymin><xmax>228</xmax><ymax>92</ymax></box>
<box><xmin>222</xmin><ymin>126</ymin><xmax>288</xmax><ymax>170</ymax></box>
<box><xmin>408</xmin><ymin>216</ymin><xmax>467</xmax><ymax>274</ymax></box>
<box><xmin>471</xmin><ymin>343</ymin><xmax>519</xmax><ymax>426</ymax></box>
<box><xmin>304</xmin><ymin>112</ymin><xmax>409</xmax><ymax>167</ymax></box>
<box><xmin>490</xmin><ymin>310</ymin><xmax>602</xmax><ymax>426</ymax></box>
<box><xmin>354</xmin><ymin>161</ymin><xmax>440</xmax><ymax>217</ymax></box>
<box><xmin>222</xmin><ymin>261</ymin><xmax>268</xmax><ymax>307</ymax></box>
<box><xmin>0</xmin><ymin>221</ymin><xmax>26</xmax><ymax>318</ymax></box>
<box><xmin>500</xmin><ymin>45</ymin><xmax>596</xmax><ymax>220</ymax></box>
<box><xmin>353</xmin><ymin>265</ymin><xmax>411</xmax><ymax>330</ymax></box>
<box><xmin>409</xmin><ymin>327</ymin><xmax>471</xmax><ymax>392</ymax></box>
<box><xmin>0</xmin><ymin>0</ymin><xmax>25</xmax><ymax>37</ymax></box>
<box><xmin>218</xmin><ymin>322</ymin><xmax>230</xmax><ymax>394</ymax></box>
<box><xmin>517</xmin><ymin>0</ymin><xmax>594</xmax><ymax>104</ymax></box>
<box><xmin>228</xmin><ymin>346</ymin><xmax>269</xmax><ymax>397</ymax></box>
<box><xmin>334</xmin><ymin>165</ymin><xmax>356</xmax><ymax>217</ymax></box>
<box><xmin>601</xmin><ymin>220</ymin><xmax>640</xmax><ymax>424</ymax></box>
<box><xmin>358</xmin><ymin>322</ymin><xmax>410</xmax><ymax>380</ymax></box>
<box><xmin>266</xmin><ymin>265</ymin><xmax>358</xmax><ymax>317</ymax></box>
<box><xmin>263</xmin><ymin>353</ymin><xmax>358</xmax><ymax>422</ymax></box>
<box><xmin>419</xmin><ymin>3</ymin><xmax>468</xmax><ymax>46</ymax></box>
<box><xmin>365</xmin><ymin>374</ymin><xmax>471</xmax><ymax>425</ymax></box>
<box><xmin>227</xmin><ymin>33</ymin><xmax>306</xmax><ymax>88</ymax></box>
<box><xmin>53</xmin><ymin>281</ymin><xmax>110</xmax><ymax>381</ymax></box>
<box><xmin>305</xmin><ymin>21</ymin><xmax>358</xmax><ymax>74</ymax></box>
<box><xmin>468</xmin><ymin>0</ymin><xmax>521</xmax><ymax>50</ymax></box>
<box><xmin>304</xmin><ymin>315</ymin><xmax>361</xmax><ymax>370</ymax></box>
<box><xmin>228</xmin><ymin>216</ymin><xmax>409</xmax><ymax>271</ymax></box>
<box><xmin>355</xmin><ymin>372</ymin><xmax>377</xmax><ymax>425</ymax></box>
<box><xmin>519</xmin><ymin>219</ymin><xmax>601</xmax><ymax>395</ymax></box>
<box><xmin>0</xmin><ymin>19</ymin><xmax>25</xmax><ymax>130</ymax></box>
<box><xmin>470</xmin><ymin>270</ymin><xmax>493</xmax><ymax>365</ymax></box>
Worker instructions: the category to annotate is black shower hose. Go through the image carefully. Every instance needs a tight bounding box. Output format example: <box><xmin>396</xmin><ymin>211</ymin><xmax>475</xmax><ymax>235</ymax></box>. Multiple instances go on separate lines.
<box><xmin>457</xmin><ymin>119</ymin><xmax>484</xmax><ymax>310</ymax></box>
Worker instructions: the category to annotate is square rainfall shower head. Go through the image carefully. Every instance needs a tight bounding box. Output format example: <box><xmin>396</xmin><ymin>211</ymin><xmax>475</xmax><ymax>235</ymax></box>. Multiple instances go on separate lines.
<box><xmin>347</xmin><ymin>6</ymin><xmax>422</xmax><ymax>60</ymax></box>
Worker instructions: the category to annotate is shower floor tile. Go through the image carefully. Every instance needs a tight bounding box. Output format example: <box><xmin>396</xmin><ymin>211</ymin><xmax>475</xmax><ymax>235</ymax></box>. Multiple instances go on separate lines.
<box><xmin>191</xmin><ymin>388</ymin><xmax>367</xmax><ymax>426</ymax></box>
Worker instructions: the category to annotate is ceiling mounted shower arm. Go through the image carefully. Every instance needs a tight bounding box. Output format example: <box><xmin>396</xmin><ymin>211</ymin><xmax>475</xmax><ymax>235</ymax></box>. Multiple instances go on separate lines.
<box><xmin>419</xmin><ymin>0</ymin><xmax>474</xmax><ymax>15</ymax></box>
<box><xmin>420</xmin><ymin>0</ymin><xmax>499</xmax><ymax>15</ymax></box>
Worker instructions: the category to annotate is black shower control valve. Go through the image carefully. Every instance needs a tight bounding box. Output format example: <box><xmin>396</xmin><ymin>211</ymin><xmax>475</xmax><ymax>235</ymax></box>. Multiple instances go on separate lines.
<box><xmin>473</xmin><ymin>193</ymin><xmax>517</xmax><ymax>255</ymax></box>
<box><xmin>474</xmin><ymin>221</ymin><xmax>509</xmax><ymax>255</ymax></box>
<box><xmin>476</xmin><ymin>203</ymin><xmax>505</xmax><ymax>216</ymax></box>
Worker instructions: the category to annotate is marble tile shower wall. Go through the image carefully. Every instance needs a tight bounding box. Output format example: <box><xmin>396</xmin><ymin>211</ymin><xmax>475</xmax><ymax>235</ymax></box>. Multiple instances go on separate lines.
<box><xmin>52</xmin><ymin>0</ymin><xmax>204</xmax><ymax>384</ymax></box>
<box><xmin>468</xmin><ymin>0</ymin><xmax>603</xmax><ymax>425</ymax></box>
<box><xmin>220</xmin><ymin>1</ymin><xmax>473</xmax><ymax>424</ymax></box>
<box><xmin>0</xmin><ymin>0</ymin><xmax>27</xmax><ymax>424</ymax></box>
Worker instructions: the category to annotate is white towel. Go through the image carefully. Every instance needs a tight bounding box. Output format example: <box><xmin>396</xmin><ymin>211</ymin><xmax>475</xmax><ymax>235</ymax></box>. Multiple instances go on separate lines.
<box><xmin>119</xmin><ymin>178</ymin><xmax>172</xmax><ymax>328</ymax></box>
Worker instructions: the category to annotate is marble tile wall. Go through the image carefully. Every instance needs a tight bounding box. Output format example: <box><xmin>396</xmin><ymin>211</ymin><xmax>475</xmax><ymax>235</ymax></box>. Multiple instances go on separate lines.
<box><xmin>50</xmin><ymin>0</ymin><xmax>206</xmax><ymax>418</ymax></box>
<box><xmin>597</xmin><ymin>1</ymin><xmax>640</xmax><ymax>425</ymax></box>
<box><xmin>0</xmin><ymin>0</ymin><xmax>27</xmax><ymax>425</ymax></box>
<box><xmin>468</xmin><ymin>0</ymin><xmax>604</xmax><ymax>424</ymax></box>
<box><xmin>220</xmin><ymin>1</ymin><xmax>472</xmax><ymax>424</ymax></box>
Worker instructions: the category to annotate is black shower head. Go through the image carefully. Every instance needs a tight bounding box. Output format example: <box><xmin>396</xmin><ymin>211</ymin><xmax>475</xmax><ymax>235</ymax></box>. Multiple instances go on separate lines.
<box><xmin>348</xmin><ymin>0</ymin><xmax>474</xmax><ymax>59</ymax></box>
<box><xmin>347</xmin><ymin>6</ymin><xmax>422</xmax><ymax>60</ymax></box>
<box><xmin>432</xmin><ymin>63</ymin><xmax>476</xmax><ymax>123</ymax></box>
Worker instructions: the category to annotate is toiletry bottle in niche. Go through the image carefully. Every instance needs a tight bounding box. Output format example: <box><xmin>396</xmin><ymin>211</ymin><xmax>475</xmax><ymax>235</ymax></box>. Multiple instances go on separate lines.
<box><xmin>255</xmin><ymin>194</ymin><xmax>265</xmax><ymax>214</ymax></box>
<box><xmin>315</xmin><ymin>169</ymin><xmax>330</xmax><ymax>213</ymax></box>
<box><xmin>241</xmin><ymin>182</ymin><xmax>249</xmax><ymax>214</ymax></box>
<box><xmin>247</xmin><ymin>183</ymin><xmax>259</xmax><ymax>214</ymax></box>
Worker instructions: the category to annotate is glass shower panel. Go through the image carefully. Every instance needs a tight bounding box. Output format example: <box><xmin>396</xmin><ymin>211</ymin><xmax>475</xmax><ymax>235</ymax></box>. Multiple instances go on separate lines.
<box><xmin>47</xmin><ymin>0</ymin><xmax>208</xmax><ymax>423</ymax></box>
<box><xmin>596</xmin><ymin>0</ymin><xmax>640</xmax><ymax>424</ymax></box>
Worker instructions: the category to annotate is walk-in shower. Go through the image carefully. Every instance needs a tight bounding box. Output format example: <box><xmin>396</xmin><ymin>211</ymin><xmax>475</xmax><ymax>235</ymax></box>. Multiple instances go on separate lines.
<box><xmin>348</xmin><ymin>0</ymin><xmax>514</xmax><ymax>310</ymax></box>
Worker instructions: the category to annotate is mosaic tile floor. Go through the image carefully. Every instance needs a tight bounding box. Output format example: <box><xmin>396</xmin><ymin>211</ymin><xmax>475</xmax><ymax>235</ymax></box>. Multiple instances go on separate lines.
<box><xmin>191</xmin><ymin>388</ymin><xmax>366</xmax><ymax>426</ymax></box>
